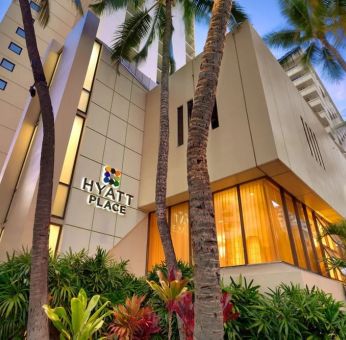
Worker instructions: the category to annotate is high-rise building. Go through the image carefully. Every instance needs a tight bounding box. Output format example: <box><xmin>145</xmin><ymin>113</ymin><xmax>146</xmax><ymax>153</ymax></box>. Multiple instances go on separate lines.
<box><xmin>0</xmin><ymin>11</ymin><xmax>345</xmax><ymax>301</ymax></box>
<box><xmin>0</xmin><ymin>0</ymin><xmax>194</xmax><ymax>175</ymax></box>
<box><xmin>279</xmin><ymin>48</ymin><xmax>346</xmax><ymax>156</ymax></box>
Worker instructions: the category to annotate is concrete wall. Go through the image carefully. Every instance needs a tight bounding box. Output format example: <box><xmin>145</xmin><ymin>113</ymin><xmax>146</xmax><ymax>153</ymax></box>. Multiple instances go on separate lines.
<box><xmin>221</xmin><ymin>262</ymin><xmax>346</xmax><ymax>302</ymax></box>
<box><xmin>0</xmin><ymin>0</ymin><xmax>84</xmax><ymax>172</ymax></box>
<box><xmin>138</xmin><ymin>22</ymin><xmax>346</xmax><ymax>221</ymax></box>
<box><xmin>58</xmin><ymin>47</ymin><xmax>148</xmax><ymax>254</ymax></box>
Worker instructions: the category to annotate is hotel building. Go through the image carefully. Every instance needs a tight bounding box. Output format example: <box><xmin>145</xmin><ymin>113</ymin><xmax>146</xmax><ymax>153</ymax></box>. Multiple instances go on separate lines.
<box><xmin>0</xmin><ymin>11</ymin><xmax>346</xmax><ymax>301</ymax></box>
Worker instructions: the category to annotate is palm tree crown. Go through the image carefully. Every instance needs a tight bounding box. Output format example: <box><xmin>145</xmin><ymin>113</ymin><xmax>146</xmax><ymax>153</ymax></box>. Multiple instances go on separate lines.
<box><xmin>265</xmin><ymin>0</ymin><xmax>346</xmax><ymax>79</ymax></box>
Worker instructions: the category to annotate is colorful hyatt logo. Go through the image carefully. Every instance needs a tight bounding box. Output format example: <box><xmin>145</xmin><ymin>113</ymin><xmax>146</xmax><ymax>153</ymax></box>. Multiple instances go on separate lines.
<box><xmin>80</xmin><ymin>165</ymin><xmax>134</xmax><ymax>216</ymax></box>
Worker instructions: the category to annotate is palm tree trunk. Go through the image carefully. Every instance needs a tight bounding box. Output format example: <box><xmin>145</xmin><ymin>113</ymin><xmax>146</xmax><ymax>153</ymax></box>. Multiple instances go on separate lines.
<box><xmin>18</xmin><ymin>1</ymin><xmax>55</xmax><ymax>339</ymax></box>
<box><xmin>155</xmin><ymin>0</ymin><xmax>177</xmax><ymax>273</ymax></box>
<box><xmin>186</xmin><ymin>0</ymin><xmax>232</xmax><ymax>338</ymax></box>
<box><xmin>321</xmin><ymin>36</ymin><xmax>346</xmax><ymax>72</ymax></box>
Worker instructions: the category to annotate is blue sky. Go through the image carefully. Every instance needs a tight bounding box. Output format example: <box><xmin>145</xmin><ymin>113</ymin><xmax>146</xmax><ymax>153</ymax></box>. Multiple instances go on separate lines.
<box><xmin>195</xmin><ymin>0</ymin><xmax>346</xmax><ymax>119</ymax></box>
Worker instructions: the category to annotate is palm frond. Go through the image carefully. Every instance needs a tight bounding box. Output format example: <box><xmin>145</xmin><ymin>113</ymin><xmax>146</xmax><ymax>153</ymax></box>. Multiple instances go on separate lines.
<box><xmin>229</xmin><ymin>1</ymin><xmax>248</xmax><ymax>31</ymax></box>
<box><xmin>37</xmin><ymin>0</ymin><xmax>50</xmax><ymax>27</ymax></box>
<box><xmin>300</xmin><ymin>42</ymin><xmax>321</xmax><ymax>65</ymax></box>
<box><xmin>111</xmin><ymin>6</ymin><xmax>155</xmax><ymax>64</ymax></box>
<box><xmin>264</xmin><ymin>29</ymin><xmax>302</xmax><ymax>48</ymax></box>
<box><xmin>278</xmin><ymin>0</ymin><xmax>312</xmax><ymax>30</ymax></box>
<box><xmin>320</xmin><ymin>220</ymin><xmax>346</xmax><ymax>243</ymax></box>
<box><xmin>319</xmin><ymin>46</ymin><xmax>344</xmax><ymax>80</ymax></box>
<box><xmin>90</xmin><ymin>0</ymin><xmax>144</xmax><ymax>15</ymax></box>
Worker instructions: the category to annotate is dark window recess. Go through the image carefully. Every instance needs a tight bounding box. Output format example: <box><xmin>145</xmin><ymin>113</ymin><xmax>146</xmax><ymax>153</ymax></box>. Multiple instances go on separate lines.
<box><xmin>8</xmin><ymin>42</ymin><xmax>22</xmax><ymax>55</ymax></box>
<box><xmin>0</xmin><ymin>79</ymin><xmax>7</xmax><ymax>90</ymax></box>
<box><xmin>187</xmin><ymin>99</ymin><xmax>193</xmax><ymax>124</ymax></box>
<box><xmin>211</xmin><ymin>100</ymin><xmax>219</xmax><ymax>129</ymax></box>
<box><xmin>187</xmin><ymin>99</ymin><xmax>219</xmax><ymax>129</ymax></box>
<box><xmin>177</xmin><ymin>105</ymin><xmax>184</xmax><ymax>146</ymax></box>
<box><xmin>16</xmin><ymin>27</ymin><xmax>25</xmax><ymax>38</ymax></box>
<box><xmin>0</xmin><ymin>58</ymin><xmax>15</xmax><ymax>72</ymax></box>
<box><xmin>30</xmin><ymin>1</ymin><xmax>41</xmax><ymax>12</ymax></box>
<box><xmin>300</xmin><ymin>117</ymin><xmax>325</xmax><ymax>169</ymax></box>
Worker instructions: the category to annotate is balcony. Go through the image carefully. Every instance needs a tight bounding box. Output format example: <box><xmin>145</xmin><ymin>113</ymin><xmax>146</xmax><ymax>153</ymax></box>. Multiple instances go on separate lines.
<box><xmin>300</xmin><ymin>84</ymin><xmax>318</xmax><ymax>100</ymax></box>
<box><xmin>293</xmin><ymin>73</ymin><xmax>313</xmax><ymax>88</ymax></box>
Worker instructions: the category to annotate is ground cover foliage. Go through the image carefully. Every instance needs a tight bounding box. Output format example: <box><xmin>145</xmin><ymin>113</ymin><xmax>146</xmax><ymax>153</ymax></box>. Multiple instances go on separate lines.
<box><xmin>1</xmin><ymin>248</ymin><xmax>346</xmax><ymax>339</ymax></box>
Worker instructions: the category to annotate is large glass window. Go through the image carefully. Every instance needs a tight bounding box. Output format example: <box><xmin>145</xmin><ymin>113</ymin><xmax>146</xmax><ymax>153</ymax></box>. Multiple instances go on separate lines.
<box><xmin>170</xmin><ymin>203</ymin><xmax>190</xmax><ymax>263</ymax></box>
<box><xmin>214</xmin><ymin>187</ymin><xmax>244</xmax><ymax>266</ymax></box>
<box><xmin>147</xmin><ymin>213</ymin><xmax>165</xmax><ymax>271</ymax></box>
<box><xmin>285</xmin><ymin>195</ymin><xmax>307</xmax><ymax>269</ymax></box>
<box><xmin>49</xmin><ymin>224</ymin><xmax>61</xmax><ymax>255</ymax></box>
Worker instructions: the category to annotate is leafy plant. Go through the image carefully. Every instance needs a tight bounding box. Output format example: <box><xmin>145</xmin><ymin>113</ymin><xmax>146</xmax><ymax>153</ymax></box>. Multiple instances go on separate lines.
<box><xmin>43</xmin><ymin>288</ymin><xmax>111</xmax><ymax>340</ymax></box>
<box><xmin>108</xmin><ymin>295</ymin><xmax>160</xmax><ymax>340</ymax></box>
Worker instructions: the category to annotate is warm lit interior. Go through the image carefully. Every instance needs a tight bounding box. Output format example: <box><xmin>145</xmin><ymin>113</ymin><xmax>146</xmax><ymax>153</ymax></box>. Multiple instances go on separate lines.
<box><xmin>49</xmin><ymin>224</ymin><xmax>61</xmax><ymax>255</ymax></box>
<box><xmin>147</xmin><ymin>178</ymin><xmax>343</xmax><ymax>281</ymax></box>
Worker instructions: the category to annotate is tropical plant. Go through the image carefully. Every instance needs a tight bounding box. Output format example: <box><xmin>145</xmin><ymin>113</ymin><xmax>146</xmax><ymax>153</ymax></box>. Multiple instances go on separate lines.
<box><xmin>108</xmin><ymin>295</ymin><xmax>160</xmax><ymax>339</ymax></box>
<box><xmin>224</xmin><ymin>276</ymin><xmax>346</xmax><ymax>339</ymax></box>
<box><xmin>186</xmin><ymin>0</ymin><xmax>235</xmax><ymax>337</ymax></box>
<box><xmin>0</xmin><ymin>248</ymin><xmax>149</xmax><ymax>338</ymax></box>
<box><xmin>320</xmin><ymin>220</ymin><xmax>346</xmax><ymax>273</ymax></box>
<box><xmin>265</xmin><ymin>0</ymin><xmax>346</xmax><ymax>79</ymax></box>
<box><xmin>43</xmin><ymin>288</ymin><xmax>111</xmax><ymax>340</ymax></box>
<box><xmin>16</xmin><ymin>0</ymin><xmax>84</xmax><ymax>337</ymax></box>
<box><xmin>147</xmin><ymin>270</ymin><xmax>190</xmax><ymax>339</ymax></box>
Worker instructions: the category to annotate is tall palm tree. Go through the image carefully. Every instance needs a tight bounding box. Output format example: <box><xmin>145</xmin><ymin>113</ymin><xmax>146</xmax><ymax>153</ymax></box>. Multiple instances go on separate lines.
<box><xmin>17</xmin><ymin>1</ymin><xmax>82</xmax><ymax>338</ymax></box>
<box><xmin>186</xmin><ymin>0</ymin><xmax>234</xmax><ymax>337</ymax></box>
<box><xmin>91</xmin><ymin>0</ymin><xmax>247</xmax><ymax>276</ymax></box>
<box><xmin>265</xmin><ymin>0</ymin><xmax>346</xmax><ymax>78</ymax></box>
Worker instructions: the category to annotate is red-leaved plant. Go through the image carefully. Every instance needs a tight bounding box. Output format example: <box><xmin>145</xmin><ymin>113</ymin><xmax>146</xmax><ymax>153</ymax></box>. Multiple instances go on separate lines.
<box><xmin>108</xmin><ymin>295</ymin><xmax>160</xmax><ymax>340</ymax></box>
<box><xmin>221</xmin><ymin>291</ymin><xmax>240</xmax><ymax>322</ymax></box>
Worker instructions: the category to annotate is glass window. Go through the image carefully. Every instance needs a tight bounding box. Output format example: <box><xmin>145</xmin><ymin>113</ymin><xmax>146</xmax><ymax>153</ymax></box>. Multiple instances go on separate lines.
<box><xmin>16</xmin><ymin>27</ymin><xmax>25</xmax><ymax>38</ymax></box>
<box><xmin>147</xmin><ymin>213</ymin><xmax>165</xmax><ymax>271</ymax></box>
<box><xmin>83</xmin><ymin>42</ymin><xmax>101</xmax><ymax>91</ymax></box>
<box><xmin>297</xmin><ymin>203</ymin><xmax>318</xmax><ymax>272</ymax></box>
<box><xmin>60</xmin><ymin>116</ymin><xmax>84</xmax><ymax>185</ymax></box>
<box><xmin>0</xmin><ymin>79</ymin><xmax>7</xmax><ymax>90</ymax></box>
<box><xmin>177</xmin><ymin>106</ymin><xmax>184</xmax><ymax>146</ymax></box>
<box><xmin>0</xmin><ymin>58</ymin><xmax>15</xmax><ymax>72</ymax></box>
<box><xmin>8</xmin><ymin>42</ymin><xmax>22</xmax><ymax>55</ymax></box>
<box><xmin>170</xmin><ymin>203</ymin><xmax>190</xmax><ymax>263</ymax></box>
<box><xmin>306</xmin><ymin>208</ymin><xmax>328</xmax><ymax>276</ymax></box>
<box><xmin>240</xmin><ymin>180</ymin><xmax>279</xmax><ymax>264</ymax></box>
<box><xmin>51</xmin><ymin>184</ymin><xmax>69</xmax><ymax>217</ymax></box>
<box><xmin>264</xmin><ymin>181</ymin><xmax>294</xmax><ymax>264</ymax></box>
<box><xmin>285</xmin><ymin>195</ymin><xmax>307</xmax><ymax>269</ymax></box>
<box><xmin>214</xmin><ymin>187</ymin><xmax>244</xmax><ymax>266</ymax></box>
<box><xmin>30</xmin><ymin>1</ymin><xmax>41</xmax><ymax>12</ymax></box>
<box><xmin>49</xmin><ymin>224</ymin><xmax>61</xmax><ymax>255</ymax></box>
<box><xmin>211</xmin><ymin>100</ymin><xmax>219</xmax><ymax>129</ymax></box>
<box><xmin>78</xmin><ymin>90</ymin><xmax>89</xmax><ymax>112</ymax></box>
<box><xmin>187</xmin><ymin>99</ymin><xmax>193</xmax><ymax>124</ymax></box>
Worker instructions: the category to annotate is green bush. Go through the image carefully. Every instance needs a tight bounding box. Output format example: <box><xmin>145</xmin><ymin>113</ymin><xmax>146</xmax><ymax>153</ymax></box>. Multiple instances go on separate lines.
<box><xmin>224</xmin><ymin>276</ymin><xmax>346</xmax><ymax>339</ymax></box>
<box><xmin>0</xmin><ymin>248</ymin><xmax>148</xmax><ymax>339</ymax></box>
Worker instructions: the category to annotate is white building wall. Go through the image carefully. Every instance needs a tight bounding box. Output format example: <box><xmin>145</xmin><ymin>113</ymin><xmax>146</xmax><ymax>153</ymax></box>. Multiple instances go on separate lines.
<box><xmin>59</xmin><ymin>47</ymin><xmax>148</xmax><ymax>254</ymax></box>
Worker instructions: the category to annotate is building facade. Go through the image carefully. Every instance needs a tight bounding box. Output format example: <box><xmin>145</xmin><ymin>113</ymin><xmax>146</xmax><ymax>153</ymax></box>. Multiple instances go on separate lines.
<box><xmin>279</xmin><ymin>48</ymin><xmax>346</xmax><ymax>156</ymax></box>
<box><xmin>0</xmin><ymin>11</ymin><xmax>345</xmax><ymax>300</ymax></box>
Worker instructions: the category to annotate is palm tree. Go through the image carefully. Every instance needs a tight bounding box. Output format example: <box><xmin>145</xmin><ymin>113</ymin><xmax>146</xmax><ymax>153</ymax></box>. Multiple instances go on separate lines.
<box><xmin>186</xmin><ymin>0</ymin><xmax>235</xmax><ymax>336</ymax></box>
<box><xmin>17</xmin><ymin>0</ymin><xmax>82</xmax><ymax>338</ymax></box>
<box><xmin>91</xmin><ymin>0</ymin><xmax>247</xmax><ymax>277</ymax></box>
<box><xmin>320</xmin><ymin>220</ymin><xmax>346</xmax><ymax>275</ymax></box>
<box><xmin>265</xmin><ymin>0</ymin><xmax>346</xmax><ymax>79</ymax></box>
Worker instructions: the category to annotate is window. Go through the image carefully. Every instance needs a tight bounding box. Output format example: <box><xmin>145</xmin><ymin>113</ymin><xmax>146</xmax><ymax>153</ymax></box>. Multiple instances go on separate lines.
<box><xmin>16</xmin><ymin>27</ymin><xmax>25</xmax><ymax>38</ymax></box>
<box><xmin>30</xmin><ymin>1</ymin><xmax>41</xmax><ymax>12</ymax></box>
<box><xmin>170</xmin><ymin>203</ymin><xmax>190</xmax><ymax>263</ymax></box>
<box><xmin>49</xmin><ymin>224</ymin><xmax>61</xmax><ymax>255</ymax></box>
<box><xmin>214</xmin><ymin>187</ymin><xmax>245</xmax><ymax>266</ymax></box>
<box><xmin>147</xmin><ymin>213</ymin><xmax>165</xmax><ymax>271</ymax></box>
<box><xmin>211</xmin><ymin>100</ymin><xmax>219</xmax><ymax>129</ymax></box>
<box><xmin>0</xmin><ymin>79</ymin><xmax>7</xmax><ymax>90</ymax></box>
<box><xmin>187</xmin><ymin>99</ymin><xmax>193</xmax><ymax>124</ymax></box>
<box><xmin>177</xmin><ymin>105</ymin><xmax>184</xmax><ymax>146</ymax></box>
<box><xmin>0</xmin><ymin>58</ymin><xmax>15</xmax><ymax>72</ymax></box>
<box><xmin>8</xmin><ymin>42</ymin><xmax>22</xmax><ymax>55</ymax></box>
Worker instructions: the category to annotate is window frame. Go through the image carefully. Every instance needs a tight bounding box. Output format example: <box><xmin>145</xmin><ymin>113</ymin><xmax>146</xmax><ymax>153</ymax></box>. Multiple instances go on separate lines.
<box><xmin>16</xmin><ymin>27</ymin><xmax>25</xmax><ymax>39</ymax></box>
<box><xmin>8</xmin><ymin>42</ymin><xmax>23</xmax><ymax>55</ymax></box>
<box><xmin>0</xmin><ymin>79</ymin><xmax>7</xmax><ymax>90</ymax></box>
<box><xmin>0</xmin><ymin>58</ymin><xmax>15</xmax><ymax>72</ymax></box>
<box><xmin>30</xmin><ymin>1</ymin><xmax>41</xmax><ymax>12</ymax></box>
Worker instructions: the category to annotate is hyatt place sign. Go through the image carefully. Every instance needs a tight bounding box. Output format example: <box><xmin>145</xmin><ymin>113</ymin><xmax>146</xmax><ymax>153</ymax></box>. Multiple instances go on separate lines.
<box><xmin>80</xmin><ymin>166</ymin><xmax>134</xmax><ymax>216</ymax></box>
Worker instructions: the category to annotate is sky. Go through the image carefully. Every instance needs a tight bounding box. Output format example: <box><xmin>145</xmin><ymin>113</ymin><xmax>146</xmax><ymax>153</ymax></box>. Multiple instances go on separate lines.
<box><xmin>195</xmin><ymin>0</ymin><xmax>346</xmax><ymax>119</ymax></box>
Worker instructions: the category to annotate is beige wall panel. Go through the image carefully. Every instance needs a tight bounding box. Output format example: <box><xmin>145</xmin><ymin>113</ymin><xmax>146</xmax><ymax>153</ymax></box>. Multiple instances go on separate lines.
<box><xmin>0</xmin><ymin>101</ymin><xmax>22</xmax><ymax>131</ymax></box>
<box><xmin>111</xmin><ymin>93</ymin><xmax>130</xmax><ymax>121</ymax></box>
<box><xmin>85</xmin><ymin>102</ymin><xmax>110</xmax><ymax>136</ymax></box>
<box><xmin>0</xmin><ymin>152</ymin><xmax>5</xmax><ymax>170</ymax></box>
<box><xmin>0</xmin><ymin>33</ymin><xmax>30</xmax><ymax>68</ymax></box>
<box><xmin>59</xmin><ymin>224</ymin><xmax>91</xmax><ymax>253</ymax></box>
<box><xmin>95</xmin><ymin>60</ymin><xmax>116</xmax><ymax>89</ymax></box>
<box><xmin>108</xmin><ymin>216</ymin><xmax>149</xmax><ymax>277</ymax></box>
<box><xmin>49</xmin><ymin>1</ymin><xmax>77</xmax><ymax>27</ymax></box>
<box><xmin>0</xmin><ymin>74</ymin><xmax>28</xmax><ymax>111</ymax></box>
<box><xmin>90</xmin><ymin>79</ymin><xmax>113</xmax><ymax>111</ymax></box>
<box><xmin>88</xmin><ymin>231</ymin><xmax>114</xmax><ymax>255</ymax></box>
<box><xmin>0</xmin><ymin>61</ymin><xmax>32</xmax><ymax>90</ymax></box>
<box><xmin>221</xmin><ymin>262</ymin><xmax>345</xmax><ymax>302</ymax></box>
<box><xmin>108</xmin><ymin>114</ymin><xmax>127</xmax><ymax>145</ymax></box>
<box><xmin>0</xmin><ymin>126</ymin><xmax>14</xmax><ymax>154</ymax></box>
